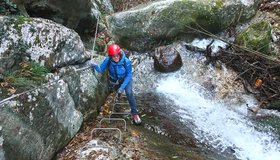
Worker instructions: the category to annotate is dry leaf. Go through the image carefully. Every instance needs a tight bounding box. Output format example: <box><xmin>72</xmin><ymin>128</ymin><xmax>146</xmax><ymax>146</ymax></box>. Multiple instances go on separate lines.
<box><xmin>131</xmin><ymin>130</ymin><xmax>140</xmax><ymax>137</ymax></box>
<box><xmin>8</xmin><ymin>87</ymin><xmax>16</xmax><ymax>94</ymax></box>
<box><xmin>254</xmin><ymin>79</ymin><xmax>262</xmax><ymax>88</ymax></box>
<box><xmin>1</xmin><ymin>82</ymin><xmax>8</xmax><ymax>87</ymax></box>
<box><xmin>19</xmin><ymin>62</ymin><xmax>29</xmax><ymax>69</ymax></box>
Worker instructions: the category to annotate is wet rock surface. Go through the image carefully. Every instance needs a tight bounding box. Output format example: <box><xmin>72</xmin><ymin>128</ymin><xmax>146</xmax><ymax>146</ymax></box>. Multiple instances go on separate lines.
<box><xmin>153</xmin><ymin>45</ymin><xmax>183</xmax><ymax>73</ymax></box>
<box><xmin>56</xmin><ymin>92</ymin><xmax>237</xmax><ymax>160</ymax></box>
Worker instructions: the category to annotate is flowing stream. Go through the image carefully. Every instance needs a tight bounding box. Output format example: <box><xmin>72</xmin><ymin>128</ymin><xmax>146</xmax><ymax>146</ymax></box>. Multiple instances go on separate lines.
<box><xmin>135</xmin><ymin>40</ymin><xmax>280</xmax><ymax>160</ymax></box>
<box><xmin>156</xmin><ymin>75</ymin><xmax>280</xmax><ymax>160</ymax></box>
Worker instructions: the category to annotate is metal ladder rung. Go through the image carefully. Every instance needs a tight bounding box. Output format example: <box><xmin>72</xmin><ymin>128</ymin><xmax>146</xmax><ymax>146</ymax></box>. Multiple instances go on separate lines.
<box><xmin>114</xmin><ymin>100</ymin><xmax>128</xmax><ymax>104</ymax></box>
<box><xmin>112</xmin><ymin>102</ymin><xmax>130</xmax><ymax>113</ymax></box>
<box><xmin>114</xmin><ymin>96</ymin><xmax>127</xmax><ymax>103</ymax></box>
<box><xmin>99</xmin><ymin>118</ymin><xmax>127</xmax><ymax>131</ymax></box>
<box><xmin>114</xmin><ymin>102</ymin><xmax>129</xmax><ymax>105</ymax></box>
<box><xmin>109</xmin><ymin>112</ymin><xmax>131</xmax><ymax>119</ymax></box>
<box><xmin>110</xmin><ymin>112</ymin><xmax>131</xmax><ymax>115</ymax></box>
<box><xmin>91</xmin><ymin>128</ymin><xmax>122</xmax><ymax>143</ymax></box>
<box><xmin>79</xmin><ymin>144</ymin><xmax>110</xmax><ymax>158</ymax></box>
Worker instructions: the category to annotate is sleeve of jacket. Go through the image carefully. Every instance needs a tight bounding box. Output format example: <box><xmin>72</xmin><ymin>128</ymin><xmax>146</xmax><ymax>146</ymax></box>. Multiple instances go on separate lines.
<box><xmin>120</xmin><ymin>58</ymin><xmax>132</xmax><ymax>90</ymax></box>
<box><xmin>93</xmin><ymin>56</ymin><xmax>110</xmax><ymax>73</ymax></box>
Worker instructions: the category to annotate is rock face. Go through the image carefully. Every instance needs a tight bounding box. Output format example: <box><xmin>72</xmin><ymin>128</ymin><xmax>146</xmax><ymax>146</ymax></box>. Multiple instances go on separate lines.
<box><xmin>106</xmin><ymin>0</ymin><xmax>262</xmax><ymax>51</ymax></box>
<box><xmin>8</xmin><ymin>0</ymin><xmax>113</xmax><ymax>34</ymax></box>
<box><xmin>0</xmin><ymin>81</ymin><xmax>83</xmax><ymax>160</ymax></box>
<box><xmin>0</xmin><ymin>16</ymin><xmax>87</xmax><ymax>73</ymax></box>
<box><xmin>0</xmin><ymin>16</ymin><xmax>110</xmax><ymax>160</ymax></box>
<box><xmin>154</xmin><ymin>45</ymin><xmax>183</xmax><ymax>72</ymax></box>
<box><xmin>0</xmin><ymin>61</ymin><xmax>109</xmax><ymax>160</ymax></box>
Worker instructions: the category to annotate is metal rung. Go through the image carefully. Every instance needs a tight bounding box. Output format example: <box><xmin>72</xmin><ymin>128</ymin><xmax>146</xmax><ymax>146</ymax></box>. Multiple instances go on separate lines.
<box><xmin>91</xmin><ymin>128</ymin><xmax>122</xmax><ymax>143</ymax></box>
<box><xmin>110</xmin><ymin>112</ymin><xmax>130</xmax><ymax>115</ymax></box>
<box><xmin>114</xmin><ymin>102</ymin><xmax>129</xmax><ymax>105</ymax></box>
<box><xmin>99</xmin><ymin>118</ymin><xmax>127</xmax><ymax>131</ymax></box>
<box><xmin>112</xmin><ymin>103</ymin><xmax>130</xmax><ymax>113</ymax></box>
<box><xmin>114</xmin><ymin>100</ymin><xmax>128</xmax><ymax>104</ymax></box>
<box><xmin>79</xmin><ymin>144</ymin><xmax>110</xmax><ymax>158</ymax></box>
<box><xmin>74</xmin><ymin>66</ymin><xmax>91</xmax><ymax>72</ymax></box>
<box><xmin>114</xmin><ymin>96</ymin><xmax>127</xmax><ymax>103</ymax></box>
<box><xmin>109</xmin><ymin>112</ymin><xmax>131</xmax><ymax>119</ymax></box>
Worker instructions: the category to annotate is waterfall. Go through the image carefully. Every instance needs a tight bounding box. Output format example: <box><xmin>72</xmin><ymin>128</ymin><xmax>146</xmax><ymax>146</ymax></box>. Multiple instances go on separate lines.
<box><xmin>156</xmin><ymin>75</ymin><xmax>280</xmax><ymax>160</ymax></box>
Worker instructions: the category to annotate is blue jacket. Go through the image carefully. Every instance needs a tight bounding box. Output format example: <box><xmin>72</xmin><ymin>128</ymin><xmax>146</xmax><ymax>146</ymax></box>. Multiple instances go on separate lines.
<box><xmin>92</xmin><ymin>50</ymin><xmax>132</xmax><ymax>90</ymax></box>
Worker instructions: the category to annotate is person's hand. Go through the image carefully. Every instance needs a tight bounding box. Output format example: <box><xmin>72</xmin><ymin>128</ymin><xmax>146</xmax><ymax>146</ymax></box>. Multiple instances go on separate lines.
<box><xmin>91</xmin><ymin>63</ymin><xmax>97</xmax><ymax>67</ymax></box>
<box><xmin>117</xmin><ymin>88</ymin><xmax>124</xmax><ymax>94</ymax></box>
<box><xmin>117</xmin><ymin>88</ymin><xmax>124</xmax><ymax>99</ymax></box>
<box><xmin>89</xmin><ymin>59</ymin><xmax>95</xmax><ymax>65</ymax></box>
<box><xmin>87</xmin><ymin>59</ymin><xmax>94</xmax><ymax>65</ymax></box>
<box><xmin>89</xmin><ymin>60</ymin><xmax>98</xmax><ymax>69</ymax></box>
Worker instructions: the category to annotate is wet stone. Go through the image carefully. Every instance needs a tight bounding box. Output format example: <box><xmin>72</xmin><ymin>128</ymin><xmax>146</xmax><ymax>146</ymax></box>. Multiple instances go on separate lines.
<box><xmin>153</xmin><ymin>45</ymin><xmax>183</xmax><ymax>73</ymax></box>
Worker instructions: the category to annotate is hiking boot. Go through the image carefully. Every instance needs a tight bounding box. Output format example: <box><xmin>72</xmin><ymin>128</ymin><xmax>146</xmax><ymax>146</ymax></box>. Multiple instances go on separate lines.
<box><xmin>133</xmin><ymin>114</ymin><xmax>142</xmax><ymax>125</ymax></box>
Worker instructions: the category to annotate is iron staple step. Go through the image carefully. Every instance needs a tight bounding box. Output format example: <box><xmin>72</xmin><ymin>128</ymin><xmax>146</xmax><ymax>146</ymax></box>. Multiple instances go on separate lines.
<box><xmin>99</xmin><ymin>118</ymin><xmax>127</xmax><ymax>131</ymax></box>
<box><xmin>91</xmin><ymin>127</ymin><xmax>122</xmax><ymax>143</ymax></box>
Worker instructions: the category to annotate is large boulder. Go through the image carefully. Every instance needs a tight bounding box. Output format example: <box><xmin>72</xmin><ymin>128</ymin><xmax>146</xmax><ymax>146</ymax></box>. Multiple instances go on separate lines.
<box><xmin>235</xmin><ymin>21</ymin><xmax>272</xmax><ymax>54</ymax></box>
<box><xmin>0</xmin><ymin>79</ymin><xmax>83</xmax><ymax>160</ymax></box>
<box><xmin>0</xmin><ymin>55</ymin><xmax>109</xmax><ymax>160</ymax></box>
<box><xmin>8</xmin><ymin>0</ymin><xmax>113</xmax><ymax>34</ymax></box>
<box><xmin>0</xmin><ymin>15</ymin><xmax>110</xmax><ymax>159</ymax></box>
<box><xmin>106</xmin><ymin>0</ymin><xmax>262</xmax><ymax>51</ymax></box>
<box><xmin>0</xmin><ymin>16</ymin><xmax>87</xmax><ymax>74</ymax></box>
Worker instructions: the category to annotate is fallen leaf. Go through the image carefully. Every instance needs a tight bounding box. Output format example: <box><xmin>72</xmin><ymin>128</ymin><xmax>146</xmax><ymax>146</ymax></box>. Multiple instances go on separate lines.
<box><xmin>131</xmin><ymin>130</ymin><xmax>140</xmax><ymax>137</ymax></box>
<box><xmin>8</xmin><ymin>87</ymin><xmax>16</xmax><ymax>94</ymax></box>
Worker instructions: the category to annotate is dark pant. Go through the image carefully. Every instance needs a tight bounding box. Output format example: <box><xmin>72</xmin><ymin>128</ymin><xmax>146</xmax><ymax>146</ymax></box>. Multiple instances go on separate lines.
<box><xmin>124</xmin><ymin>80</ymin><xmax>138</xmax><ymax>115</ymax></box>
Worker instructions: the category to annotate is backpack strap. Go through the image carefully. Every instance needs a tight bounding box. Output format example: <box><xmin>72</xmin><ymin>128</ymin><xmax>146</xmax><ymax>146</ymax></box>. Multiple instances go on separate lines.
<box><xmin>107</xmin><ymin>56</ymin><xmax>127</xmax><ymax>82</ymax></box>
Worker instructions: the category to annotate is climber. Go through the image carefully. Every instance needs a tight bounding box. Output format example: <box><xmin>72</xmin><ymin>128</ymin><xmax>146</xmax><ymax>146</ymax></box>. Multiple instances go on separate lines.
<box><xmin>91</xmin><ymin>43</ymin><xmax>141</xmax><ymax>125</ymax></box>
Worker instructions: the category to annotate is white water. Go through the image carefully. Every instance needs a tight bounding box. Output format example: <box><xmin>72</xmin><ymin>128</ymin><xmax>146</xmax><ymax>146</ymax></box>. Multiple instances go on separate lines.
<box><xmin>134</xmin><ymin>39</ymin><xmax>280</xmax><ymax>160</ymax></box>
<box><xmin>156</xmin><ymin>73</ymin><xmax>280</xmax><ymax>160</ymax></box>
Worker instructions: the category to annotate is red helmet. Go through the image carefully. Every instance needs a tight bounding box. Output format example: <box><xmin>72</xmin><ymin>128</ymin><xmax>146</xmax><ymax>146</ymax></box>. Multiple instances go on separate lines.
<box><xmin>108</xmin><ymin>44</ymin><xmax>121</xmax><ymax>56</ymax></box>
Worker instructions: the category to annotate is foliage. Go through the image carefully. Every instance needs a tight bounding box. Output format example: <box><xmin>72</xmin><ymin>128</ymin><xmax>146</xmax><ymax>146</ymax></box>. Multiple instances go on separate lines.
<box><xmin>0</xmin><ymin>0</ymin><xmax>18</xmax><ymax>15</ymax></box>
<box><xmin>3</xmin><ymin>61</ymin><xmax>49</xmax><ymax>91</ymax></box>
<box><xmin>4</xmin><ymin>72</ymin><xmax>35</xmax><ymax>87</ymax></box>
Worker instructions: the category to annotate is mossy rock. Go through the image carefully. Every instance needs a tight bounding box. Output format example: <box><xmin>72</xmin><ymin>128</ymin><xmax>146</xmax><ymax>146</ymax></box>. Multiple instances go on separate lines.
<box><xmin>235</xmin><ymin>21</ymin><xmax>272</xmax><ymax>54</ymax></box>
<box><xmin>268</xmin><ymin>99</ymin><xmax>280</xmax><ymax>111</ymax></box>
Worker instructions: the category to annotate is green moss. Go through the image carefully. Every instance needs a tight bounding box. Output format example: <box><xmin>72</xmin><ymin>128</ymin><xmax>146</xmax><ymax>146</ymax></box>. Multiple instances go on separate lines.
<box><xmin>214</xmin><ymin>0</ymin><xmax>225</xmax><ymax>8</ymax></box>
<box><xmin>3</xmin><ymin>61</ymin><xmax>49</xmax><ymax>89</ymax></box>
<box><xmin>269</xmin><ymin>100</ymin><xmax>280</xmax><ymax>110</ymax></box>
<box><xmin>235</xmin><ymin>21</ymin><xmax>272</xmax><ymax>54</ymax></box>
<box><xmin>159</xmin><ymin>1</ymin><xmax>197</xmax><ymax>34</ymax></box>
<box><xmin>14</xmin><ymin>16</ymin><xmax>32</xmax><ymax>30</ymax></box>
<box><xmin>15</xmin><ymin>16</ymin><xmax>32</xmax><ymax>25</ymax></box>
<box><xmin>35</xmin><ymin>36</ymin><xmax>41</xmax><ymax>45</ymax></box>
<box><xmin>29</xmin><ymin>62</ymin><xmax>49</xmax><ymax>77</ymax></box>
<box><xmin>166</xmin><ymin>1</ymin><xmax>222</xmax><ymax>33</ymax></box>
<box><xmin>4</xmin><ymin>72</ymin><xmax>35</xmax><ymax>88</ymax></box>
